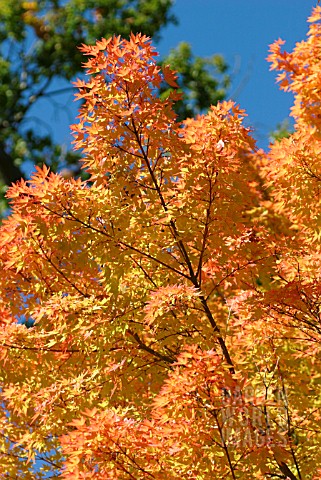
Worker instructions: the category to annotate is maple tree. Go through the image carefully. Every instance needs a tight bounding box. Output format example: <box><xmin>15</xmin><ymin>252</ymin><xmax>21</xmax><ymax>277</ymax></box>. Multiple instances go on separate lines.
<box><xmin>1</xmin><ymin>5</ymin><xmax>321</xmax><ymax>479</ymax></box>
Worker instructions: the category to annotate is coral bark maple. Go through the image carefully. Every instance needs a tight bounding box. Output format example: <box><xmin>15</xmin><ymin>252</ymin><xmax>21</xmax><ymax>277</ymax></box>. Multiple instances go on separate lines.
<box><xmin>1</xmin><ymin>8</ymin><xmax>321</xmax><ymax>479</ymax></box>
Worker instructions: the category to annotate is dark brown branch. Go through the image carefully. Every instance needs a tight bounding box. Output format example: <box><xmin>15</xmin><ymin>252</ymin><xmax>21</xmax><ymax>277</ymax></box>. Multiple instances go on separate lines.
<box><xmin>127</xmin><ymin>329</ymin><xmax>174</xmax><ymax>364</ymax></box>
<box><xmin>212</xmin><ymin>409</ymin><xmax>237</xmax><ymax>480</ymax></box>
<box><xmin>2</xmin><ymin>343</ymin><xmax>80</xmax><ymax>353</ymax></box>
<box><xmin>130</xmin><ymin>116</ymin><xmax>235</xmax><ymax>375</ymax></box>
<box><xmin>196</xmin><ymin>171</ymin><xmax>218</xmax><ymax>283</ymax></box>
<box><xmin>35</xmin><ymin>238</ymin><xmax>89</xmax><ymax>298</ymax></box>
<box><xmin>275</xmin><ymin>460</ymin><xmax>298</xmax><ymax>480</ymax></box>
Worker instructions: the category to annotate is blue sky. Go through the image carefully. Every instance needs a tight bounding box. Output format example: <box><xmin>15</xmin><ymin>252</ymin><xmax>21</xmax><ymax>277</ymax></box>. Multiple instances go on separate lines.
<box><xmin>27</xmin><ymin>0</ymin><xmax>319</xmax><ymax>174</ymax></box>
<box><xmin>157</xmin><ymin>0</ymin><xmax>319</xmax><ymax>148</ymax></box>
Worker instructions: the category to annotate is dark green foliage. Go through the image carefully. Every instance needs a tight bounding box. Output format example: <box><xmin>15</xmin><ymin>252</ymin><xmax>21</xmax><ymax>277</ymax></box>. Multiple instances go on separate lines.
<box><xmin>161</xmin><ymin>42</ymin><xmax>230</xmax><ymax>120</ymax></box>
<box><xmin>269</xmin><ymin>118</ymin><xmax>293</xmax><ymax>143</ymax></box>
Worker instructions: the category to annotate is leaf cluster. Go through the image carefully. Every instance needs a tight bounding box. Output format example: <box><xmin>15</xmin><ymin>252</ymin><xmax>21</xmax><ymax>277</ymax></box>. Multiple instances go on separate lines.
<box><xmin>1</xmin><ymin>8</ymin><xmax>321</xmax><ymax>478</ymax></box>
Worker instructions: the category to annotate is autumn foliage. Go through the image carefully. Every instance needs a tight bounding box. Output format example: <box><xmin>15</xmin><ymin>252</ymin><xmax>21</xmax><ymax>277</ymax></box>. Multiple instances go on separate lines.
<box><xmin>1</xmin><ymin>7</ymin><xmax>321</xmax><ymax>479</ymax></box>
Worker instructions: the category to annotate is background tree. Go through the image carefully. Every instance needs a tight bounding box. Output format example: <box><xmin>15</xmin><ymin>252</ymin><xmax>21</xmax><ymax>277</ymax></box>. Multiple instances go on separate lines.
<box><xmin>1</xmin><ymin>5</ymin><xmax>321</xmax><ymax>479</ymax></box>
<box><xmin>0</xmin><ymin>0</ymin><xmax>229</xmax><ymax>206</ymax></box>
<box><xmin>160</xmin><ymin>42</ymin><xmax>229</xmax><ymax>121</ymax></box>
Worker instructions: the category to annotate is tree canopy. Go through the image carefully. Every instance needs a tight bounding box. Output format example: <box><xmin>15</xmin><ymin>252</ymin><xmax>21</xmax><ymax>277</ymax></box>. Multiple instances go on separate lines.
<box><xmin>0</xmin><ymin>0</ymin><xmax>229</xmax><ymax>207</ymax></box>
<box><xmin>1</xmin><ymin>5</ymin><xmax>321</xmax><ymax>479</ymax></box>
